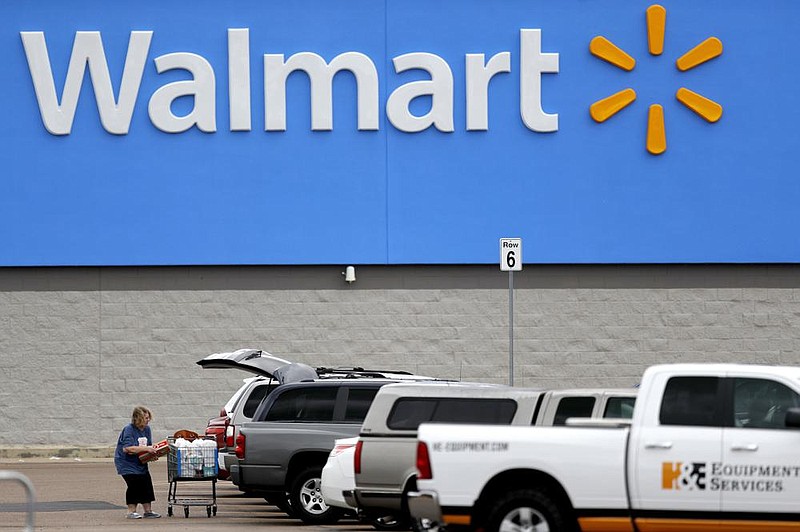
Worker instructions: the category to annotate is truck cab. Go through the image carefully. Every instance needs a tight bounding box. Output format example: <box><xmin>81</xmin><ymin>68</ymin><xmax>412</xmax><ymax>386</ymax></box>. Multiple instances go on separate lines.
<box><xmin>627</xmin><ymin>364</ymin><xmax>800</xmax><ymax>523</ymax></box>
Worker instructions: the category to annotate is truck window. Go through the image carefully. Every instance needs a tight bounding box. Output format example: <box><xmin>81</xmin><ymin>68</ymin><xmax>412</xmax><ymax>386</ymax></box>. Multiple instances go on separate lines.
<box><xmin>387</xmin><ymin>398</ymin><xmax>517</xmax><ymax>430</ymax></box>
<box><xmin>344</xmin><ymin>387</ymin><xmax>380</xmax><ymax>422</ymax></box>
<box><xmin>660</xmin><ymin>376</ymin><xmax>721</xmax><ymax>427</ymax></box>
<box><xmin>264</xmin><ymin>387</ymin><xmax>338</xmax><ymax>422</ymax></box>
<box><xmin>553</xmin><ymin>397</ymin><xmax>596</xmax><ymax>425</ymax></box>
<box><xmin>603</xmin><ymin>396</ymin><xmax>636</xmax><ymax>419</ymax></box>
<box><xmin>733</xmin><ymin>377</ymin><xmax>800</xmax><ymax>430</ymax></box>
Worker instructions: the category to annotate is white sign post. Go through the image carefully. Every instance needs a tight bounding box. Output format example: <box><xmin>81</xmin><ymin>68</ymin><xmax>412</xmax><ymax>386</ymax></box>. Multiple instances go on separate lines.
<box><xmin>499</xmin><ymin>238</ymin><xmax>522</xmax><ymax>386</ymax></box>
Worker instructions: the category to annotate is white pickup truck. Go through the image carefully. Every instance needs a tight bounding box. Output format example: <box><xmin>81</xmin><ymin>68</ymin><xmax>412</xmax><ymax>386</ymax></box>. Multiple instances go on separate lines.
<box><xmin>409</xmin><ymin>364</ymin><xmax>800</xmax><ymax>532</ymax></box>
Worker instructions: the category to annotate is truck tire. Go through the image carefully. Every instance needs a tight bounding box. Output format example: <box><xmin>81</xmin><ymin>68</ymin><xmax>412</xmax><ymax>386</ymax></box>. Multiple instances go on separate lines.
<box><xmin>289</xmin><ymin>467</ymin><xmax>345</xmax><ymax>525</ymax></box>
<box><xmin>486</xmin><ymin>488</ymin><xmax>568</xmax><ymax>532</ymax></box>
<box><xmin>265</xmin><ymin>493</ymin><xmax>296</xmax><ymax>517</ymax></box>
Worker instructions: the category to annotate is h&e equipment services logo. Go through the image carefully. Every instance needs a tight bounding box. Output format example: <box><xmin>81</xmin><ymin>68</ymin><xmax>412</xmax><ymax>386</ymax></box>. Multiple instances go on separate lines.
<box><xmin>662</xmin><ymin>461</ymin><xmax>800</xmax><ymax>493</ymax></box>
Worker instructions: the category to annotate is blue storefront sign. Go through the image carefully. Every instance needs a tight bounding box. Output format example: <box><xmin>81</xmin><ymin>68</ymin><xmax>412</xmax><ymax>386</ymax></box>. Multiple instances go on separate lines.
<box><xmin>1</xmin><ymin>0</ymin><xmax>797</xmax><ymax>265</ymax></box>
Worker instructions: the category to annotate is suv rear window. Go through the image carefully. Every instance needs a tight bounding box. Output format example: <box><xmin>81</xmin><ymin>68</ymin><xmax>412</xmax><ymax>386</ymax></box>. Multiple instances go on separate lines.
<box><xmin>387</xmin><ymin>398</ymin><xmax>517</xmax><ymax>430</ymax></box>
<box><xmin>553</xmin><ymin>397</ymin><xmax>596</xmax><ymax>426</ymax></box>
<box><xmin>264</xmin><ymin>387</ymin><xmax>338</xmax><ymax>422</ymax></box>
<box><xmin>603</xmin><ymin>396</ymin><xmax>636</xmax><ymax>419</ymax></box>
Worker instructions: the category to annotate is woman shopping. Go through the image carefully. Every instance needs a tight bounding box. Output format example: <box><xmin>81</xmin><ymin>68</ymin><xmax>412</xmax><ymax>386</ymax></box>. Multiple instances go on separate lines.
<box><xmin>114</xmin><ymin>405</ymin><xmax>161</xmax><ymax>519</ymax></box>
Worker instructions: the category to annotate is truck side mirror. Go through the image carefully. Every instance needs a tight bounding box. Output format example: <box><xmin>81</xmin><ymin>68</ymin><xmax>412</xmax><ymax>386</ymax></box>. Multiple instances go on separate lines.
<box><xmin>785</xmin><ymin>407</ymin><xmax>800</xmax><ymax>428</ymax></box>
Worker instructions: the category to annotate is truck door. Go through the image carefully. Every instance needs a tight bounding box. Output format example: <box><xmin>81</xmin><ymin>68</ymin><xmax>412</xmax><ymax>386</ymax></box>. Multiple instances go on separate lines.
<box><xmin>629</xmin><ymin>375</ymin><xmax>723</xmax><ymax>515</ymax></box>
<box><xmin>721</xmin><ymin>376</ymin><xmax>800</xmax><ymax>516</ymax></box>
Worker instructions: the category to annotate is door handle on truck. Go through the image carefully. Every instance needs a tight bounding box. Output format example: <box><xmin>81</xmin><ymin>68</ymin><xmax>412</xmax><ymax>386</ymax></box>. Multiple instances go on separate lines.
<box><xmin>644</xmin><ymin>442</ymin><xmax>673</xmax><ymax>450</ymax></box>
<box><xmin>731</xmin><ymin>443</ymin><xmax>759</xmax><ymax>452</ymax></box>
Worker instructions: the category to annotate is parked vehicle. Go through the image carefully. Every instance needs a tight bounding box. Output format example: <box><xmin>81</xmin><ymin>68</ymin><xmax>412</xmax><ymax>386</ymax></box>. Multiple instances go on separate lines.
<box><xmin>231</xmin><ymin>372</ymin><xmax>439</xmax><ymax>525</ymax></box>
<box><xmin>533</xmin><ymin>387</ymin><xmax>637</xmax><ymax>426</ymax></box>
<box><xmin>323</xmin><ymin>436</ymin><xmax>410</xmax><ymax>530</ymax></box>
<box><xmin>321</xmin><ymin>437</ymin><xmax>358</xmax><ymax>510</ymax></box>
<box><xmin>198</xmin><ymin>349</ymin><xmax>313</xmax><ymax>480</ymax></box>
<box><xmin>409</xmin><ymin>364</ymin><xmax>800</xmax><ymax>532</ymax></box>
<box><xmin>343</xmin><ymin>382</ymin><xmax>636</xmax><ymax>529</ymax></box>
<box><xmin>199</xmin><ymin>347</ymin><xmax>422</xmax><ymax>483</ymax></box>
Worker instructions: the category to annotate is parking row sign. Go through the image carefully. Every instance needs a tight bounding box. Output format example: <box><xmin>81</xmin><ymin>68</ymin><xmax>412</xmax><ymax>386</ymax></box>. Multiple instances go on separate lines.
<box><xmin>499</xmin><ymin>238</ymin><xmax>522</xmax><ymax>271</ymax></box>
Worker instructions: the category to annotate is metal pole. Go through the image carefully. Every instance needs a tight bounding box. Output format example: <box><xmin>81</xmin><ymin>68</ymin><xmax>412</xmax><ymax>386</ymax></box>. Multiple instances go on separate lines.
<box><xmin>509</xmin><ymin>270</ymin><xmax>514</xmax><ymax>386</ymax></box>
<box><xmin>0</xmin><ymin>470</ymin><xmax>36</xmax><ymax>531</ymax></box>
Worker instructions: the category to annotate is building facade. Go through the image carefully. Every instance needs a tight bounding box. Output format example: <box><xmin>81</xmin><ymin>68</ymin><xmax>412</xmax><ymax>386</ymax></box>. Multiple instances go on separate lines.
<box><xmin>4</xmin><ymin>265</ymin><xmax>800</xmax><ymax>446</ymax></box>
<box><xmin>2</xmin><ymin>0</ymin><xmax>799</xmax><ymax>445</ymax></box>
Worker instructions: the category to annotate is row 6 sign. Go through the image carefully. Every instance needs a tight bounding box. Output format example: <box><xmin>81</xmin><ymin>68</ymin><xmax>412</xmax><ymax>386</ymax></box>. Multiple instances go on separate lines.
<box><xmin>500</xmin><ymin>238</ymin><xmax>523</xmax><ymax>272</ymax></box>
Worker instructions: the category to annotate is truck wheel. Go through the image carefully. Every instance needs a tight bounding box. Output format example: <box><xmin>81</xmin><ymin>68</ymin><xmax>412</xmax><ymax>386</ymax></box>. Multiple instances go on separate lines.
<box><xmin>265</xmin><ymin>494</ymin><xmax>296</xmax><ymax>517</ymax></box>
<box><xmin>486</xmin><ymin>488</ymin><xmax>567</xmax><ymax>532</ymax></box>
<box><xmin>289</xmin><ymin>467</ymin><xmax>344</xmax><ymax>525</ymax></box>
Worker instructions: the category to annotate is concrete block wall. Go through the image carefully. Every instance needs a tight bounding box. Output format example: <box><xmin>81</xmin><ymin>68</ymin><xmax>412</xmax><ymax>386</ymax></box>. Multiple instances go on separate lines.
<box><xmin>1</xmin><ymin>264</ymin><xmax>800</xmax><ymax>446</ymax></box>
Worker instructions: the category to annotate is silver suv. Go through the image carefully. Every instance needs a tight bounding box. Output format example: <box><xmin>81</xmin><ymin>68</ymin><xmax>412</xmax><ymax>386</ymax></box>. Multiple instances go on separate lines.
<box><xmin>199</xmin><ymin>348</ymin><xmax>431</xmax><ymax>482</ymax></box>
<box><xmin>233</xmin><ymin>373</ymin><xmax>443</xmax><ymax>525</ymax></box>
<box><xmin>350</xmin><ymin>383</ymin><xmax>637</xmax><ymax>529</ymax></box>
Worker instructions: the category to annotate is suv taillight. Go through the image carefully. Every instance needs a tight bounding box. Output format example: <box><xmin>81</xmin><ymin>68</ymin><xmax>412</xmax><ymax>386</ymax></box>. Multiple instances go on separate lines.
<box><xmin>416</xmin><ymin>442</ymin><xmax>432</xmax><ymax>480</ymax></box>
<box><xmin>354</xmin><ymin>440</ymin><xmax>363</xmax><ymax>475</ymax></box>
<box><xmin>226</xmin><ymin>425</ymin><xmax>235</xmax><ymax>448</ymax></box>
<box><xmin>235</xmin><ymin>433</ymin><xmax>246</xmax><ymax>459</ymax></box>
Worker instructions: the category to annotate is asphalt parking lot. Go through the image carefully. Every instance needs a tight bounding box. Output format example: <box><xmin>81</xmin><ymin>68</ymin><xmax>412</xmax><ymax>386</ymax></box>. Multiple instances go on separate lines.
<box><xmin>0</xmin><ymin>459</ymin><xmax>371</xmax><ymax>531</ymax></box>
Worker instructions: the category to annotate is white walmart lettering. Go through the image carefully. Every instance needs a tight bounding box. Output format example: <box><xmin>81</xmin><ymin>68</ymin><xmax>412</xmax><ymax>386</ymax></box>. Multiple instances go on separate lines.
<box><xmin>20</xmin><ymin>29</ymin><xmax>559</xmax><ymax>136</ymax></box>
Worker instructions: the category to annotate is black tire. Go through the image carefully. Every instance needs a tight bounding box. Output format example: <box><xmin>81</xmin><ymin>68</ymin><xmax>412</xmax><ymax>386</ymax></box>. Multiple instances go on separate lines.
<box><xmin>184</xmin><ymin>506</ymin><xmax>189</xmax><ymax>518</ymax></box>
<box><xmin>265</xmin><ymin>494</ymin><xmax>296</xmax><ymax>517</ymax></box>
<box><xmin>207</xmin><ymin>506</ymin><xmax>212</xmax><ymax>517</ymax></box>
<box><xmin>167</xmin><ymin>506</ymin><xmax>173</xmax><ymax>517</ymax></box>
<box><xmin>371</xmin><ymin>514</ymin><xmax>410</xmax><ymax>531</ymax></box>
<box><xmin>288</xmin><ymin>467</ymin><xmax>345</xmax><ymax>525</ymax></box>
<box><xmin>486</xmin><ymin>488</ymin><xmax>568</xmax><ymax>532</ymax></box>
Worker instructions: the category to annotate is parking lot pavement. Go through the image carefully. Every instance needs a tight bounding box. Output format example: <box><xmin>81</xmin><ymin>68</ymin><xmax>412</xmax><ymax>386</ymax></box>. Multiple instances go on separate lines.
<box><xmin>0</xmin><ymin>460</ymin><xmax>371</xmax><ymax>531</ymax></box>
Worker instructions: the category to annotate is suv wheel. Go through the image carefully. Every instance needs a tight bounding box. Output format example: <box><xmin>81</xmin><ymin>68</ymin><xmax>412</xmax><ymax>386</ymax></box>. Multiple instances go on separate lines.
<box><xmin>289</xmin><ymin>467</ymin><xmax>344</xmax><ymax>525</ymax></box>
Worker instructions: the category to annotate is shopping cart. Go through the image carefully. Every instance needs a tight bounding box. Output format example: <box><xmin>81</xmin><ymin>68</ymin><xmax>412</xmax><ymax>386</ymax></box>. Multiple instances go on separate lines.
<box><xmin>166</xmin><ymin>436</ymin><xmax>218</xmax><ymax>518</ymax></box>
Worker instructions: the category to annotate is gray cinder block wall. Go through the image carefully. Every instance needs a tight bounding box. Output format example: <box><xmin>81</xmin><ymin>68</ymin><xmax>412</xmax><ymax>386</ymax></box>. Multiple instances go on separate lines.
<box><xmin>2</xmin><ymin>264</ymin><xmax>800</xmax><ymax>447</ymax></box>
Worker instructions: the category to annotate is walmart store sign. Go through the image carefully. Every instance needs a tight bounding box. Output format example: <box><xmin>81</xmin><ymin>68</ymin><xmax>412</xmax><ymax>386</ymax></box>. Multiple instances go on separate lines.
<box><xmin>2</xmin><ymin>0</ymin><xmax>799</xmax><ymax>266</ymax></box>
<box><xmin>23</xmin><ymin>29</ymin><xmax>558</xmax><ymax>135</ymax></box>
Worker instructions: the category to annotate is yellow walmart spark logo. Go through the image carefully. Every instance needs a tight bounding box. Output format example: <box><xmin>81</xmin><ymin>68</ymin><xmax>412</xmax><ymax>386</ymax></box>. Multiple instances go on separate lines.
<box><xmin>589</xmin><ymin>5</ymin><xmax>723</xmax><ymax>155</ymax></box>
